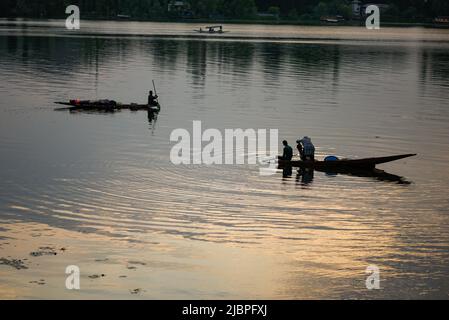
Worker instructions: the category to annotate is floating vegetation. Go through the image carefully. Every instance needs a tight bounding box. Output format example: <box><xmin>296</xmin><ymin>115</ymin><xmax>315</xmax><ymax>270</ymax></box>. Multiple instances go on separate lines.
<box><xmin>95</xmin><ymin>258</ymin><xmax>109</xmax><ymax>262</ymax></box>
<box><xmin>0</xmin><ymin>258</ymin><xmax>28</xmax><ymax>270</ymax></box>
<box><xmin>130</xmin><ymin>288</ymin><xmax>143</xmax><ymax>295</ymax></box>
<box><xmin>126</xmin><ymin>260</ymin><xmax>146</xmax><ymax>270</ymax></box>
<box><xmin>30</xmin><ymin>246</ymin><xmax>58</xmax><ymax>257</ymax></box>
<box><xmin>127</xmin><ymin>261</ymin><xmax>146</xmax><ymax>266</ymax></box>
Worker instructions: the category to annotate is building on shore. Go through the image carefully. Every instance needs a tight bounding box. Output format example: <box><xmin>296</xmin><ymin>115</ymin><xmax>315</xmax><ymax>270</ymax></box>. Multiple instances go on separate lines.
<box><xmin>352</xmin><ymin>0</ymin><xmax>362</xmax><ymax>19</ymax></box>
<box><xmin>353</xmin><ymin>1</ymin><xmax>390</xmax><ymax>19</ymax></box>
<box><xmin>256</xmin><ymin>12</ymin><xmax>279</xmax><ymax>20</ymax></box>
<box><xmin>434</xmin><ymin>16</ymin><xmax>449</xmax><ymax>25</ymax></box>
<box><xmin>168</xmin><ymin>1</ymin><xmax>192</xmax><ymax>17</ymax></box>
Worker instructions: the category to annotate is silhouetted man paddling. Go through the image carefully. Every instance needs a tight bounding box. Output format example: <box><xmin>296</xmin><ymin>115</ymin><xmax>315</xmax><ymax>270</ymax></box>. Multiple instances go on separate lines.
<box><xmin>148</xmin><ymin>90</ymin><xmax>158</xmax><ymax>106</ymax></box>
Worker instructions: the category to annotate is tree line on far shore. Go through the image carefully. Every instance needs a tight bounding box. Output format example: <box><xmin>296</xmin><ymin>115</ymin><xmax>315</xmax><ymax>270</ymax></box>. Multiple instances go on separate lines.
<box><xmin>1</xmin><ymin>0</ymin><xmax>448</xmax><ymax>22</ymax></box>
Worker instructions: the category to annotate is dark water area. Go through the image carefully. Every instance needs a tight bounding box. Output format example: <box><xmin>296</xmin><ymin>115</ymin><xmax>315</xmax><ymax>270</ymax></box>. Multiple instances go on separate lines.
<box><xmin>1</xmin><ymin>20</ymin><xmax>449</xmax><ymax>299</ymax></box>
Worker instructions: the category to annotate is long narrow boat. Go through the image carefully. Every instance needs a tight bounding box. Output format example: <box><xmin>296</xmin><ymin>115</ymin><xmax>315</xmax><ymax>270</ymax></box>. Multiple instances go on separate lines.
<box><xmin>278</xmin><ymin>154</ymin><xmax>416</xmax><ymax>171</ymax></box>
<box><xmin>193</xmin><ymin>25</ymin><xmax>229</xmax><ymax>34</ymax></box>
<box><xmin>54</xmin><ymin>100</ymin><xmax>161</xmax><ymax>112</ymax></box>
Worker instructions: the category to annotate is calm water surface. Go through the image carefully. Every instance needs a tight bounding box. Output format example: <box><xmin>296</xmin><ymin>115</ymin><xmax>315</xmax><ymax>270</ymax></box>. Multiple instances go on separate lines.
<box><xmin>1</xmin><ymin>20</ymin><xmax>449</xmax><ymax>299</ymax></box>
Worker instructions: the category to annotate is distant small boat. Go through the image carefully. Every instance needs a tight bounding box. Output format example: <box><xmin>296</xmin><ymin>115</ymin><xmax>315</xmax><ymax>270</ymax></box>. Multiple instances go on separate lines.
<box><xmin>116</xmin><ymin>14</ymin><xmax>131</xmax><ymax>20</ymax></box>
<box><xmin>193</xmin><ymin>25</ymin><xmax>229</xmax><ymax>34</ymax></box>
<box><xmin>320</xmin><ymin>15</ymin><xmax>345</xmax><ymax>23</ymax></box>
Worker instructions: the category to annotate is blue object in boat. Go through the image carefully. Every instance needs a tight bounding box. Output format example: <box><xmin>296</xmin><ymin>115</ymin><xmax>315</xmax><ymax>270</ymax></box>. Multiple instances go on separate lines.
<box><xmin>324</xmin><ymin>155</ymin><xmax>339</xmax><ymax>161</ymax></box>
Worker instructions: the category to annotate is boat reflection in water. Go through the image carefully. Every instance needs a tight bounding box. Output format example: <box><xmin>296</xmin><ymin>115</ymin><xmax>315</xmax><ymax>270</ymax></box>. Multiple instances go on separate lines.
<box><xmin>281</xmin><ymin>166</ymin><xmax>410</xmax><ymax>185</ymax></box>
<box><xmin>56</xmin><ymin>105</ymin><xmax>159</xmax><ymax>132</ymax></box>
<box><xmin>323</xmin><ymin>168</ymin><xmax>412</xmax><ymax>184</ymax></box>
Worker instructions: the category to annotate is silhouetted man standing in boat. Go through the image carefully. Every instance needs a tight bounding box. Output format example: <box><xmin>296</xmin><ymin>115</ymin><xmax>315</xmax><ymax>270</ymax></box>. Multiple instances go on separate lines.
<box><xmin>280</xmin><ymin>140</ymin><xmax>293</xmax><ymax>161</ymax></box>
<box><xmin>279</xmin><ymin>140</ymin><xmax>293</xmax><ymax>177</ymax></box>
<box><xmin>297</xmin><ymin>136</ymin><xmax>315</xmax><ymax>161</ymax></box>
<box><xmin>148</xmin><ymin>90</ymin><xmax>158</xmax><ymax>106</ymax></box>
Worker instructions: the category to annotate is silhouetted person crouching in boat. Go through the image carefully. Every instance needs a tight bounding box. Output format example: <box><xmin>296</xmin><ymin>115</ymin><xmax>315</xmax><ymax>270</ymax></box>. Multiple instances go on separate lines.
<box><xmin>279</xmin><ymin>140</ymin><xmax>293</xmax><ymax>161</ymax></box>
<box><xmin>148</xmin><ymin>90</ymin><xmax>158</xmax><ymax>106</ymax></box>
<box><xmin>296</xmin><ymin>136</ymin><xmax>315</xmax><ymax>161</ymax></box>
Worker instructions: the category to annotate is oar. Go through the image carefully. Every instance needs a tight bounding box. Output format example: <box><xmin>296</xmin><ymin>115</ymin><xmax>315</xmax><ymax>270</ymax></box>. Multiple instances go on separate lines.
<box><xmin>152</xmin><ymin>79</ymin><xmax>161</xmax><ymax>107</ymax></box>
<box><xmin>152</xmin><ymin>80</ymin><xmax>157</xmax><ymax>97</ymax></box>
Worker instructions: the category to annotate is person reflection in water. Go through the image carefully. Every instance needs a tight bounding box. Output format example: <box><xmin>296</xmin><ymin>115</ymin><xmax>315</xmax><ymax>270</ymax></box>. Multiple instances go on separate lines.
<box><xmin>296</xmin><ymin>168</ymin><xmax>314</xmax><ymax>185</ymax></box>
<box><xmin>147</xmin><ymin>109</ymin><xmax>158</xmax><ymax>132</ymax></box>
<box><xmin>283</xmin><ymin>166</ymin><xmax>292</xmax><ymax>178</ymax></box>
<box><xmin>147</xmin><ymin>109</ymin><xmax>154</xmax><ymax>122</ymax></box>
<box><xmin>279</xmin><ymin>140</ymin><xmax>293</xmax><ymax>178</ymax></box>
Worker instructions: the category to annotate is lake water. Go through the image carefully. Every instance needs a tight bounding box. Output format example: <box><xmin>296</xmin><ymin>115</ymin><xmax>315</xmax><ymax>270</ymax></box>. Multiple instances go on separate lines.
<box><xmin>1</xmin><ymin>20</ymin><xmax>449</xmax><ymax>299</ymax></box>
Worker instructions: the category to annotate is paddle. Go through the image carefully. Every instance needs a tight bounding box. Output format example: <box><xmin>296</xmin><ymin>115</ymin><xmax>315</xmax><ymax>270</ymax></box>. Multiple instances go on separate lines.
<box><xmin>152</xmin><ymin>80</ymin><xmax>157</xmax><ymax>97</ymax></box>
<box><xmin>151</xmin><ymin>79</ymin><xmax>161</xmax><ymax>108</ymax></box>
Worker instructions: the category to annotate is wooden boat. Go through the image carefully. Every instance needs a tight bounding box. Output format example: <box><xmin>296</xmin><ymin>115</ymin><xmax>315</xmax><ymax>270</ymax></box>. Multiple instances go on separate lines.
<box><xmin>278</xmin><ymin>154</ymin><xmax>416</xmax><ymax>171</ymax></box>
<box><xmin>54</xmin><ymin>100</ymin><xmax>160</xmax><ymax>113</ymax></box>
<box><xmin>193</xmin><ymin>25</ymin><xmax>229</xmax><ymax>34</ymax></box>
<box><xmin>320</xmin><ymin>15</ymin><xmax>344</xmax><ymax>23</ymax></box>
